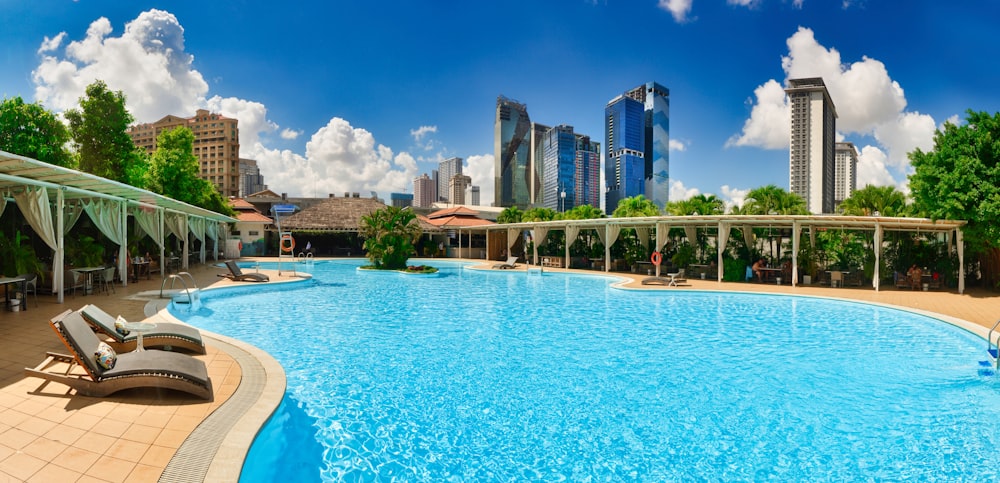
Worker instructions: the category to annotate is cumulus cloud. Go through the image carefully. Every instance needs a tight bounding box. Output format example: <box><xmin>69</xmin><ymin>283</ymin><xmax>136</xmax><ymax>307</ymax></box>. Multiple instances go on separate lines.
<box><xmin>939</xmin><ymin>114</ymin><xmax>960</xmax><ymax>131</ymax></box>
<box><xmin>465</xmin><ymin>154</ymin><xmax>495</xmax><ymax>206</ymax></box>
<box><xmin>280</xmin><ymin>128</ymin><xmax>303</xmax><ymax>140</ymax></box>
<box><xmin>730</xmin><ymin>26</ymin><xmax>937</xmax><ymax>187</ymax></box>
<box><xmin>855</xmin><ymin>145</ymin><xmax>897</xmax><ymax>188</ymax></box>
<box><xmin>669</xmin><ymin>139</ymin><xmax>687</xmax><ymax>151</ymax></box>
<box><xmin>37</xmin><ymin>32</ymin><xmax>66</xmax><ymax>54</ymax></box>
<box><xmin>657</xmin><ymin>0</ymin><xmax>693</xmax><ymax>22</ymax></box>
<box><xmin>410</xmin><ymin>125</ymin><xmax>437</xmax><ymax>141</ymax></box>
<box><xmin>669</xmin><ymin>180</ymin><xmax>700</xmax><ymax>201</ymax></box>
<box><xmin>720</xmin><ymin>184</ymin><xmax>750</xmax><ymax>210</ymax></box>
<box><xmin>205</xmin><ymin>95</ymin><xmax>277</xmax><ymax>148</ymax></box>
<box><xmin>33</xmin><ymin>9</ymin><xmax>209</xmax><ymax>122</ymax></box>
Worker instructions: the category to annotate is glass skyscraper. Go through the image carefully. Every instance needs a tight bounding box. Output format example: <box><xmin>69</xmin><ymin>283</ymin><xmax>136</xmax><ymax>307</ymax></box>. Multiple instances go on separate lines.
<box><xmin>575</xmin><ymin>135</ymin><xmax>601</xmax><ymax>209</ymax></box>
<box><xmin>541</xmin><ymin>125</ymin><xmax>578</xmax><ymax>211</ymax></box>
<box><xmin>605</xmin><ymin>82</ymin><xmax>670</xmax><ymax>213</ymax></box>
<box><xmin>494</xmin><ymin>96</ymin><xmax>533</xmax><ymax>209</ymax></box>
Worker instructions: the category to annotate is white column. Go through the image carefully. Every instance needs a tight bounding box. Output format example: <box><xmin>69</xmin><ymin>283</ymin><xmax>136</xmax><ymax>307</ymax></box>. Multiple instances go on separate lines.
<box><xmin>56</xmin><ymin>189</ymin><xmax>65</xmax><ymax>303</ymax></box>
<box><xmin>957</xmin><ymin>228</ymin><xmax>965</xmax><ymax>294</ymax></box>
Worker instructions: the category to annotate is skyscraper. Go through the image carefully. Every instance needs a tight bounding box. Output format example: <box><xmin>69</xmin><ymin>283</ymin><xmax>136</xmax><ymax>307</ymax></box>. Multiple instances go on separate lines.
<box><xmin>449</xmin><ymin>174</ymin><xmax>472</xmax><ymax>205</ymax></box>
<box><xmin>413</xmin><ymin>173</ymin><xmax>434</xmax><ymax>208</ymax></box>
<box><xmin>575</xmin><ymin>135</ymin><xmax>601</xmax><ymax>209</ymax></box>
<box><xmin>467</xmin><ymin>185</ymin><xmax>480</xmax><ymax>206</ymax></box>
<box><xmin>624</xmin><ymin>82</ymin><xmax>670</xmax><ymax>209</ymax></box>
<box><xmin>541</xmin><ymin>125</ymin><xmax>577</xmax><ymax>212</ymax></box>
<box><xmin>437</xmin><ymin>157</ymin><xmax>463</xmax><ymax>202</ymax></box>
<box><xmin>786</xmin><ymin>77</ymin><xmax>837</xmax><ymax>214</ymax></box>
<box><xmin>605</xmin><ymin>94</ymin><xmax>646</xmax><ymax>214</ymax></box>
<box><xmin>834</xmin><ymin>142</ymin><xmax>859</xmax><ymax>208</ymax></box>
<box><xmin>495</xmin><ymin>96</ymin><xmax>533</xmax><ymax>209</ymax></box>
<box><xmin>238</xmin><ymin>158</ymin><xmax>266</xmax><ymax>197</ymax></box>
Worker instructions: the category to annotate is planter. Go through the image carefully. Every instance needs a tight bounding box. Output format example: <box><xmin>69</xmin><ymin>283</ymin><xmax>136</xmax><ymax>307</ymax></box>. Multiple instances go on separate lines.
<box><xmin>803</xmin><ymin>275</ymin><xmax>812</xmax><ymax>285</ymax></box>
<box><xmin>9</xmin><ymin>299</ymin><xmax>20</xmax><ymax>312</ymax></box>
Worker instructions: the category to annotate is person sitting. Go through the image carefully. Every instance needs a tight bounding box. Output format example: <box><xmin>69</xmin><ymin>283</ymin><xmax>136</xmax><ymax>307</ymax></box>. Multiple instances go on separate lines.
<box><xmin>907</xmin><ymin>264</ymin><xmax>923</xmax><ymax>290</ymax></box>
<box><xmin>752</xmin><ymin>258</ymin><xmax>766</xmax><ymax>282</ymax></box>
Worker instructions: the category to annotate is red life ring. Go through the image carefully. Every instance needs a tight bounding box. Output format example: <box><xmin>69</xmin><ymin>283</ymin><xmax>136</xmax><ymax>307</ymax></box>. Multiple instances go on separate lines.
<box><xmin>280</xmin><ymin>234</ymin><xmax>295</xmax><ymax>253</ymax></box>
<box><xmin>650</xmin><ymin>251</ymin><xmax>662</xmax><ymax>266</ymax></box>
<box><xmin>238</xmin><ymin>241</ymin><xmax>243</xmax><ymax>251</ymax></box>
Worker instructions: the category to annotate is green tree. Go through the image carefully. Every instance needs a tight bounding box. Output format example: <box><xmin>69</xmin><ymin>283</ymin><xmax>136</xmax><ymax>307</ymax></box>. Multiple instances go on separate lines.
<box><xmin>910</xmin><ymin>109</ymin><xmax>1000</xmax><ymax>287</ymax></box>
<box><xmin>496</xmin><ymin>206</ymin><xmax>523</xmax><ymax>224</ymax></box>
<box><xmin>0</xmin><ymin>96</ymin><xmax>74</xmax><ymax>167</ymax></box>
<box><xmin>838</xmin><ymin>185</ymin><xmax>909</xmax><ymax>217</ymax></box>
<box><xmin>665</xmin><ymin>194</ymin><xmax>725</xmax><ymax>216</ymax></box>
<box><xmin>612</xmin><ymin>195</ymin><xmax>660</xmax><ymax>218</ymax></box>
<box><xmin>145</xmin><ymin>126</ymin><xmax>234</xmax><ymax>216</ymax></box>
<box><xmin>359</xmin><ymin>206</ymin><xmax>422</xmax><ymax>269</ymax></box>
<box><xmin>743</xmin><ymin>184</ymin><xmax>808</xmax><ymax>215</ymax></box>
<box><xmin>65</xmin><ymin>80</ymin><xmax>147</xmax><ymax>185</ymax></box>
<box><xmin>521</xmin><ymin>207</ymin><xmax>557</xmax><ymax>222</ymax></box>
<box><xmin>559</xmin><ymin>204</ymin><xmax>605</xmax><ymax>220</ymax></box>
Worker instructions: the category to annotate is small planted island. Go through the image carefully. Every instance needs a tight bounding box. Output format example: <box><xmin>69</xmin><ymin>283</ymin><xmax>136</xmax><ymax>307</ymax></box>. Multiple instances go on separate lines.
<box><xmin>358</xmin><ymin>205</ymin><xmax>439</xmax><ymax>274</ymax></box>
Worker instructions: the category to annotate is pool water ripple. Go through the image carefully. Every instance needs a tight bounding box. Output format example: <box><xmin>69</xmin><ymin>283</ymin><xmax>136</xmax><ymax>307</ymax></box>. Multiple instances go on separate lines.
<box><xmin>172</xmin><ymin>261</ymin><xmax>1000</xmax><ymax>481</ymax></box>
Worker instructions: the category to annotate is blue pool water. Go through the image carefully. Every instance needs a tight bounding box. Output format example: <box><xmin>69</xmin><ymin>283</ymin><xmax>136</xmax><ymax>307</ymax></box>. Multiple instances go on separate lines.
<box><xmin>170</xmin><ymin>260</ymin><xmax>1000</xmax><ymax>481</ymax></box>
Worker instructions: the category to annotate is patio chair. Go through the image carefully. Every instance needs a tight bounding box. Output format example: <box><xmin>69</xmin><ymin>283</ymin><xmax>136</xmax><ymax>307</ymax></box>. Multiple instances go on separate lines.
<box><xmin>25</xmin><ymin>309</ymin><xmax>213</xmax><ymax>400</ymax></box>
<box><xmin>492</xmin><ymin>256</ymin><xmax>519</xmax><ymax>270</ymax></box>
<box><xmin>95</xmin><ymin>266</ymin><xmax>116</xmax><ymax>295</ymax></box>
<box><xmin>80</xmin><ymin>304</ymin><xmax>206</xmax><ymax>354</ymax></box>
<box><xmin>15</xmin><ymin>273</ymin><xmax>38</xmax><ymax>307</ymax></box>
<box><xmin>218</xmin><ymin>260</ymin><xmax>270</xmax><ymax>282</ymax></box>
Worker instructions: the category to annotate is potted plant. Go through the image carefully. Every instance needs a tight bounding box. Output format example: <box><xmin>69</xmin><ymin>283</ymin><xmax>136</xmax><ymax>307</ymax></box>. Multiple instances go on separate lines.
<box><xmin>0</xmin><ymin>230</ymin><xmax>45</xmax><ymax>281</ymax></box>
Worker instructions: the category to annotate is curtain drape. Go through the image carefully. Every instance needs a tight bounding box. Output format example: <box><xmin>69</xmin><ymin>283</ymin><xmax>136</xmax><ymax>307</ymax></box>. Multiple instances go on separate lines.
<box><xmin>634</xmin><ymin>227</ymin><xmax>649</xmax><ymax>249</ymax></box>
<box><xmin>165</xmin><ymin>212</ymin><xmax>187</xmax><ymax>240</ymax></box>
<box><xmin>0</xmin><ymin>192</ymin><xmax>7</xmax><ymax>219</ymax></box>
<box><xmin>132</xmin><ymin>207</ymin><xmax>163</xmax><ymax>248</ymax></box>
<box><xmin>13</xmin><ymin>186</ymin><xmax>57</xmax><ymax>251</ymax></box>
<box><xmin>741</xmin><ymin>225</ymin><xmax>755</xmax><ymax>251</ymax></box>
<box><xmin>531</xmin><ymin>227</ymin><xmax>549</xmax><ymax>265</ymax></box>
<box><xmin>83</xmin><ymin>199</ymin><xmax>124</xmax><ymax>246</ymax></box>
<box><xmin>655</xmin><ymin>222</ymin><xmax>670</xmax><ymax>252</ymax></box>
<box><xmin>189</xmin><ymin>217</ymin><xmax>206</xmax><ymax>263</ymax></box>
<box><xmin>792</xmin><ymin>222</ymin><xmax>801</xmax><ymax>287</ymax></box>
<box><xmin>873</xmin><ymin>224</ymin><xmax>882</xmax><ymax>291</ymax></box>
<box><xmin>684</xmin><ymin>226</ymin><xmax>697</xmax><ymax>246</ymax></box>
<box><xmin>58</xmin><ymin>201</ymin><xmax>83</xmax><ymax>236</ymax></box>
<box><xmin>716</xmin><ymin>222</ymin><xmax>730</xmax><ymax>281</ymax></box>
<box><xmin>507</xmin><ymin>228</ymin><xmax>519</xmax><ymax>254</ymax></box>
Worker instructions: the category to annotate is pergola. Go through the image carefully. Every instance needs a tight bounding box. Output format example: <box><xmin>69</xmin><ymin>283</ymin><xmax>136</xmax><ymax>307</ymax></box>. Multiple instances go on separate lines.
<box><xmin>0</xmin><ymin>150</ymin><xmax>236</xmax><ymax>303</ymax></box>
<box><xmin>485</xmin><ymin>214</ymin><xmax>968</xmax><ymax>294</ymax></box>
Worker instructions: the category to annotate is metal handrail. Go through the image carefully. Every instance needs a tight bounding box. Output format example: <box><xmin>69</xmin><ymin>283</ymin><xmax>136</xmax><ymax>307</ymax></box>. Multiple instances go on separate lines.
<box><xmin>159</xmin><ymin>272</ymin><xmax>199</xmax><ymax>305</ymax></box>
<box><xmin>988</xmin><ymin>319</ymin><xmax>1000</xmax><ymax>369</ymax></box>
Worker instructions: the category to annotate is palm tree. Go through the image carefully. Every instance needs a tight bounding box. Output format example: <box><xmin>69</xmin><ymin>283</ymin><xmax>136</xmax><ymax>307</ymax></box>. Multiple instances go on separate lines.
<box><xmin>496</xmin><ymin>206</ymin><xmax>523</xmax><ymax>224</ymax></box>
<box><xmin>521</xmin><ymin>207</ymin><xmax>557</xmax><ymax>222</ymax></box>
<box><xmin>359</xmin><ymin>206</ymin><xmax>422</xmax><ymax>270</ymax></box>
<box><xmin>742</xmin><ymin>185</ymin><xmax>808</xmax><ymax>260</ymax></box>
<box><xmin>612</xmin><ymin>195</ymin><xmax>660</xmax><ymax>218</ymax></box>
<box><xmin>559</xmin><ymin>204</ymin><xmax>605</xmax><ymax>221</ymax></box>
<box><xmin>839</xmin><ymin>185</ymin><xmax>908</xmax><ymax>216</ymax></box>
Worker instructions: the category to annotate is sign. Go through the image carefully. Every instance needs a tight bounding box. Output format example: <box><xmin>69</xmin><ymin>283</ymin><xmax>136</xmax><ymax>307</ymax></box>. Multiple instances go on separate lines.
<box><xmin>271</xmin><ymin>204</ymin><xmax>297</xmax><ymax>214</ymax></box>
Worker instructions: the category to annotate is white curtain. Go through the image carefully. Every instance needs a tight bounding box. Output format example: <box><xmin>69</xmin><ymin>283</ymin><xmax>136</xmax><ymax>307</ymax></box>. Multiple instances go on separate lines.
<box><xmin>957</xmin><ymin>229</ymin><xmax>965</xmax><ymax>294</ymax></box>
<box><xmin>565</xmin><ymin>225</ymin><xmax>580</xmax><ymax>265</ymax></box>
<box><xmin>634</xmin><ymin>227</ymin><xmax>649</xmax><ymax>249</ymax></box>
<box><xmin>655</xmin><ymin>222</ymin><xmax>670</xmax><ymax>252</ymax></box>
<box><xmin>507</xmin><ymin>228</ymin><xmax>519</xmax><ymax>254</ymax></box>
<box><xmin>13</xmin><ymin>186</ymin><xmax>58</xmax><ymax>251</ymax></box>
<box><xmin>189</xmin><ymin>217</ymin><xmax>206</xmax><ymax>264</ymax></box>
<box><xmin>716</xmin><ymin>222</ymin><xmax>730</xmax><ymax>281</ymax></box>
<box><xmin>0</xmin><ymin>192</ymin><xmax>6</xmax><ymax>218</ymax></box>
<box><xmin>531</xmin><ymin>226</ymin><xmax>550</xmax><ymax>265</ymax></box>
<box><xmin>57</xmin><ymin>200</ymin><xmax>83</xmax><ymax>236</ymax></box>
<box><xmin>165</xmin><ymin>212</ymin><xmax>187</xmax><ymax>240</ymax></box>
<box><xmin>792</xmin><ymin>222</ymin><xmax>801</xmax><ymax>287</ymax></box>
<box><xmin>741</xmin><ymin>225</ymin><xmax>755</xmax><ymax>251</ymax></box>
<box><xmin>207</xmin><ymin>221</ymin><xmax>219</xmax><ymax>261</ymax></box>
<box><xmin>83</xmin><ymin>199</ymin><xmax>124</xmax><ymax>246</ymax></box>
<box><xmin>873</xmin><ymin>224</ymin><xmax>882</xmax><ymax>291</ymax></box>
<box><xmin>602</xmin><ymin>225</ymin><xmax>621</xmax><ymax>271</ymax></box>
<box><xmin>684</xmin><ymin>226</ymin><xmax>697</xmax><ymax>246</ymax></box>
<box><xmin>132</xmin><ymin>207</ymin><xmax>163</xmax><ymax>250</ymax></box>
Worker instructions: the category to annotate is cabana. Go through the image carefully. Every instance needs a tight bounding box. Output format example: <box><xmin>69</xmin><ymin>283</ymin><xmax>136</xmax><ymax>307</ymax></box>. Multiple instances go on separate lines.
<box><xmin>485</xmin><ymin>214</ymin><xmax>967</xmax><ymax>293</ymax></box>
<box><xmin>0</xmin><ymin>150</ymin><xmax>236</xmax><ymax>303</ymax></box>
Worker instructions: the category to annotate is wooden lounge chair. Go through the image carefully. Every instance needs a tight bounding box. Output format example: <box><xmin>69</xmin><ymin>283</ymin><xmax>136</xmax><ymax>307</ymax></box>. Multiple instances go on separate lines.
<box><xmin>642</xmin><ymin>268</ymin><xmax>687</xmax><ymax>286</ymax></box>
<box><xmin>80</xmin><ymin>304</ymin><xmax>206</xmax><ymax>354</ymax></box>
<box><xmin>25</xmin><ymin>310</ymin><xmax>213</xmax><ymax>400</ymax></box>
<box><xmin>492</xmin><ymin>256</ymin><xmax>519</xmax><ymax>270</ymax></box>
<box><xmin>218</xmin><ymin>260</ymin><xmax>270</xmax><ymax>282</ymax></box>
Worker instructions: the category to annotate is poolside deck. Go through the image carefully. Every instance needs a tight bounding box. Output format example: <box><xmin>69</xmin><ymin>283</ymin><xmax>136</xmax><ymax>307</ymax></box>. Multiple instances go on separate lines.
<box><xmin>1</xmin><ymin>258</ymin><xmax>999</xmax><ymax>481</ymax></box>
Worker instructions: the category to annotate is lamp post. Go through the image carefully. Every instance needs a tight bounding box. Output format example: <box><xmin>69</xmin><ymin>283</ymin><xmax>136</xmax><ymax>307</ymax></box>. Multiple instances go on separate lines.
<box><xmin>560</xmin><ymin>188</ymin><xmax>566</xmax><ymax>212</ymax></box>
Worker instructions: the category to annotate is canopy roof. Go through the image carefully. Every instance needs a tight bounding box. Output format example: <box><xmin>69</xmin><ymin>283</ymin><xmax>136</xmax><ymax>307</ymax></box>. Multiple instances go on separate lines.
<box><xmin>0</xmin><ymin>150</ymin><xmax>235</xmax><ymax>223</ymax></box>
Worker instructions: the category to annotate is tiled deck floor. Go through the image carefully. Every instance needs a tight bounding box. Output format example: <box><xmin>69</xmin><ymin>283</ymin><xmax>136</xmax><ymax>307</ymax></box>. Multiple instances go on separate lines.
<box><xmin>1</xmin><ymin>259</ymin><xmax>999</xmax><ymax>482</ymax></box>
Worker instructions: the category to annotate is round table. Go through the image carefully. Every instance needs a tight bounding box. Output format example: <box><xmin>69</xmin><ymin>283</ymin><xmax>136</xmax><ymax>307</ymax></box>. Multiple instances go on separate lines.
<box><xmin>125</xmin><ymin>322</ymin><xmax>157</xmax><ymax>352</ymax></box>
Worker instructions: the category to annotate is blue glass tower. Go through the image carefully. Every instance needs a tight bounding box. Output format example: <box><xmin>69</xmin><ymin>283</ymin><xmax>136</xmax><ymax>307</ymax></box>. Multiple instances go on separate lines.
<box><xmin>605</xmin><ymin>82</ymin><xmax>670</xmax><ymax>213</ymax></box>
<box><xmin>604</xmin><ymin>95</ymin><xmax>646</xmax><ymax>213</ymax></box>
<box><xmin>494</xmin><ymin>96</ymin><xmax>533</xmax><ymax>209</ymax></box>
<box><xmin>541</xmin><ymin>125</ymin><xmax>578</xmax><ymax>212</ymax></box>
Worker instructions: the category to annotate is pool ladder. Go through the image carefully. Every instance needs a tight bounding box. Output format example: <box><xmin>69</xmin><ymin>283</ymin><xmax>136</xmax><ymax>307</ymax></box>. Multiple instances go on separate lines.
<box><xmin>987</xmin><ymin>319</ymin><xmax>1000</xmax><ymax>369</ymax></box>
<box><xmin>159</xmin><ymin>272</ymin><xmax>200</xmax><ymax>305</ymax></box>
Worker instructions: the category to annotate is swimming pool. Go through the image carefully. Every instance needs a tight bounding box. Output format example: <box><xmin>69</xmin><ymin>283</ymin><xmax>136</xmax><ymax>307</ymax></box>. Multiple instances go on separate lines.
<box><xmin>171</xmin><ymin>260</ymin><xmax>1000</xmax><ymax>481</ymax></box>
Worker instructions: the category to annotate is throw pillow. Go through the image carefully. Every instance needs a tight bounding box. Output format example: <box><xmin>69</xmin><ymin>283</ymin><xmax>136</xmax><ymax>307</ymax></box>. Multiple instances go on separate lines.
<box><xmin>114</xmin><ymin>315</ymin><xmax>130</xmax><ymax>336</ymax></box>
<box><xmin>94</xmin><ymin>342</ymin><xmax>117</xmax><ymax>370</ymax></box>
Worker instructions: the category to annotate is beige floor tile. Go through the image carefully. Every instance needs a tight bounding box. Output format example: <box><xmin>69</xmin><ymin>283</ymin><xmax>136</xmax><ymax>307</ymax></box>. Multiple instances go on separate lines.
<box><xmin>53</xmin><ymin>446</ymin><xmax>102</xmax><ymax>473</ymax></box>
<box><xmin>74</xmin><ymin>431</ymin><xmax>117</xmax><ymax>455</ymax></box>
<box><xmin>21</xmin><ymin>437</ymin><xmax>69</xmax><ymax>461</ymax></box>
<box><xmin>120</xmin><ymin>424</ymin><xmax>161</xmax><ymax>445</ymax></box>
<box><xmin>62</xmin><ymin>411</ymin><xmax>102</xmax><ymax>431</ymax></box>
<box><xmin>124</xmin><ymin>463</ymin><xmax>163</xmax><ymax>483</ymax></box>
<box><xmin>138</xmin><ymin>444</ymin><xmax>175</xmax><ymax>468</ymax></box>
<box><xmin>85</xmin><ymin>454</ymin><xmax>136</xmax><ymax>483</ymax></box>
<box><xmin>152</xmin><ymin>428</ymin><xmax>189</xmax><ymax>449</ymax></box>
<box><xmin>27</xmin><ymin>462</ymin><xmax>82</xmax><ymax>483</ymax></box>
<box><xmin>42</xmin><ymin>424</ymin><xmax>84</xmax><ymax>445</ymax></box>
<box><xmin>91</xmin><ymin>418</ymin><xmax>130</xmax><ymax>438</ymax></box>
<box><xmin>16</xmin><ymin>415</ymin><xmax>59</xmax><ymax>437</ymax></box>
<box><xmin>1</xmin><ymin>427</ymin><xmax>39</xmax><ymax>450</ymax></box>
<box><xmin>104</xmin><ymin>439</ymin><xmax>150</xmax><ymax>463</ymax></box>
<box><xmin>0</xmin><ymin>451</ymin><xmax>46</xmax><ymax>480</ymax></box>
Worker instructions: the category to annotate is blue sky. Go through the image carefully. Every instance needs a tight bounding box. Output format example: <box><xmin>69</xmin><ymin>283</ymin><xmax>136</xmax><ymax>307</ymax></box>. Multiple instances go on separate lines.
<box><xmin>1</xmin><ymin>1</ymin><xmax>997</xmax><ymax>208</ymax></box>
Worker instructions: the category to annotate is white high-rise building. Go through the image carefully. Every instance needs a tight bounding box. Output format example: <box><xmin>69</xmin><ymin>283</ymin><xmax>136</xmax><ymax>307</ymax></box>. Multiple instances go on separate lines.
<box><xmin>438</xmin><ymin>157</ymin><xmax>463</xmax><ymax>202</ymax></box>
<box><xmin>786</xmin><ymin>77</ymin><xmax>837</xmax><ymax>214</ymax></box>
<box><xmin>834</xmin><ymin>142</ymin><xmax>859</xmax><ymax>208</ymax></box>
<box><xmin>449</xmin><ymin>174</ymin><xmax>472</xmax><ymax>205</ymax></box>
<box><xmin>413</xmin><ymin>173</ymin><xmax>435</xmax><ymax>208</ymax></box>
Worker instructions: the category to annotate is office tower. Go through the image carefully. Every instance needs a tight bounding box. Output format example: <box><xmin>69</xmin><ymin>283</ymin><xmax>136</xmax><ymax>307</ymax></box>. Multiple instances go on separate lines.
<box><xmin>786</xmin><ymin>77</ymin><xmax>837</xmax><ymax>214</ymax></box>
<box><xmin>449</xmin><ymin>174</ymin><xmax>472</xmax><ymax>205</ymax></box>
<box><xmin>413</xmin><ymin>173</ymin><xmax>434</xmax><ymax>208</ymax></box>
<box><xmin>541</xmin><ymin>125</ymin><xmax>578</xmax><ymax>212</ymax></box>
<box><xmin>605</xmin><ymin>94</ymin><xmax>646</xmax><ymax>214</ymax></box>
<box><xmin>390</xmin><ymin>192</ymin><xmax>414</xmax><ymax>208</ymax></box>
<box><xmin>238</xmin><ymin>158</ymin><xmax>266</xmax><ymax>197</ymax></box>
<box><xmin>467</xmin><ymin>185</ymin><xmax>480</xmax><ymax>206</ymax></box>
<box><xmin>129</xmin><ymin>109</ymin><xmax>241</xmax><ymax>197</ymax></box>
<box><xmin>530</xmin><ymin>122</ymin><xmax>550</xmax><ymax>207</ymax></box>
<box><xmin>623</xmin><ymin>82</ymin><xmax>670</xmax><ymax>209</ymax></box>
<box><xmin>575</xmin><ymin>135</ymin><xmax>601</xmax><ymax>209</ymax></box>
<box><xmin>437</xmin><ymin>157</ymin><xmax>463</xmax><ymax>202</ymax></box>
<box><xmin>431</xmin><ymin>170</ymin><xmax>439</xmax><ymax>203</ymax></box>
<box><xmin>495</xmin><ymin>96</ymin><xmax>533</xmax><ymax>209</ymax></box>
<box><xmin>834</xmin><ymin>142</ymin><xmax>859</xmax><ymax>208</ymax></box>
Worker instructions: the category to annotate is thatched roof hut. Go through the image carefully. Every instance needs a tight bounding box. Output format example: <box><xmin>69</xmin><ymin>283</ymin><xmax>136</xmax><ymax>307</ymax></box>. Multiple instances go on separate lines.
<box><xmin>279</xmin><ymin>196</ymin><xmax>441</xmax><ymax>233</ymax></box>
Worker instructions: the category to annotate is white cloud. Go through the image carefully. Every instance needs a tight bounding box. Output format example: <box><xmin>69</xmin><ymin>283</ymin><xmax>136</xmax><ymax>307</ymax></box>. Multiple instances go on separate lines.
<box><xmin>465</xmin><ymin>154</ymin><xmax>495</xmax><ymax>206</ymax></box>
<box><xmin>730</xmin><ymin>26</ymin><xmax>936</xmax><ymax>189</ymax></box>
<box><xmin>37</xmin><ymin>32</ymin><xmax>66</xmax><ymax>54</ymax></box>
<box><xmin>33</xmin><ymin>9</ymin><xmax>209</xmax><ymax>123</ymax></box>
<box><xmin>657</xmin><ymin>0</ymin><xmax>693</xmax><ymax>22</ymax></box>
<box><xmin>669</xmin><ymin>180</ymin><xmax>700</xmax><ymax>201</ymax></box>
<box><xmin>205</xmin><ymin>95</ymin><xmax>276</xmax><ymax>148</ymax></box>
<box><xmin>410</xmin><ymin>125</ymin><xmax>437</xmax><ymax>141</ymax></box>
<box><xmin>726</xmin><ymin>79</ymin><xmax>790</xmax><ymax>149</ymax></box>
<box><xmin>855</xmin><ymin>145</ymin><xmax>896</xmax><ymax>188</ymax></box>
<box><xmin>720</xmin><ymin>185</ymin><xmax>750</xmax><ymax>210</ymax></box>
<box><xmin>727</xmin><ymin>0</ymin><xmax>759</xmax><ymax>7</ymax></box>
<box><xmin>939</xmin><ymin>114</ymin><xmax>960</xmax><ymax>131</ymax></box>
<box><xmin>669</xmin><ymin>139</ymin><xmax>687</xmax><ymax>151</ymax></box>
<box><xmin>280</xmin><ymin>128</ymin><xmax>303</xmax><ymax>140</ymax></box>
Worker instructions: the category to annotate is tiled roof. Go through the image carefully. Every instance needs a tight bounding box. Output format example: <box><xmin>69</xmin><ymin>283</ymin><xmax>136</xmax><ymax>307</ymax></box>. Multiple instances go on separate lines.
<box><xmin>237</xmin><ymin>212</ymin><xmax>272</xmax><ymax>223</ymax></box>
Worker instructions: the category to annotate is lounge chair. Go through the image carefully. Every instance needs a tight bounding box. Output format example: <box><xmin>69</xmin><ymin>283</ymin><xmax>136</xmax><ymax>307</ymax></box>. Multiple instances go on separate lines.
<box><xmin>80</xmin><ymin>304</ymin><xmax>206</xmax><ymax>354</ymax></box>
<box><xmin>218</xmin><ymin>260</ymin><xmax>270</xmax><ymax>282</ymax></box>
<box><xmin>492</xmin><ymin>256</ymin><xmax>519</xmax><ymax>270</ymax></box>
<box><xmin>642</xmin><ymin>268</ymin><xmax>687</xmax><ymax>287</ymax></box>
<box><xmin>25</xmin><ymin>309</ymin><xmax>213</xmax><ymax>400</ymax></box>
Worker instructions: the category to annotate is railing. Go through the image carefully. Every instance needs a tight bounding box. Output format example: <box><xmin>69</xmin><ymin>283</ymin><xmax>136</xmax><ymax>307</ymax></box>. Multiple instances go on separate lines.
<box><xmin>159</xmin><ymin>272</ymin><xmax>199</xmax><ymax>305</ymax></box>
<box><xmin>988</xmin><ymin>319</ymin><xmax>1000</xmax><ymax>369</ymax></box>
